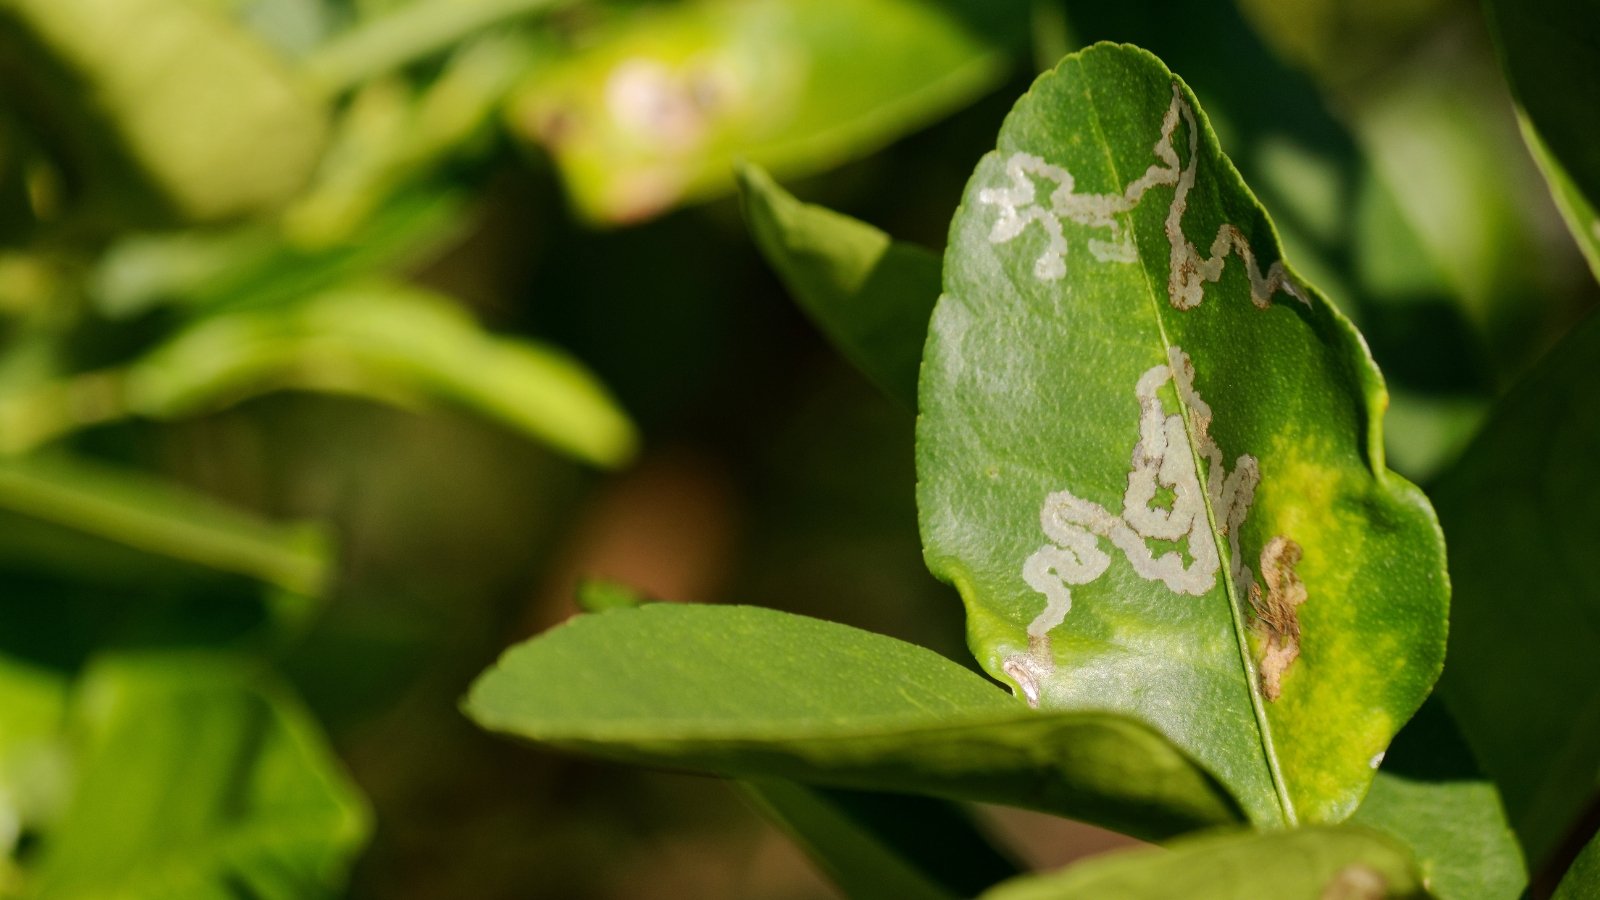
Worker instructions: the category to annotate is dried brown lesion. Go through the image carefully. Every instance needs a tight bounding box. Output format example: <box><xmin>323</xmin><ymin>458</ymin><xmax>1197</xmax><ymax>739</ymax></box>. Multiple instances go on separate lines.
<box><xmin>1249</xmin><ymin>535</ymin><xmax>1307</xmax><ymax>701</ymax></box>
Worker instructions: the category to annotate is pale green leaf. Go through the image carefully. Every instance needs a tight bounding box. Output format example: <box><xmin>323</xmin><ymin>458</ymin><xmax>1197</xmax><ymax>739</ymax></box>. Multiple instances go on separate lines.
<box><xmin>980</xmin><ymin>826</ymin><xmax>1431</xmax><ymax>899</ymax></box>
<box><xmin>1554</xmin><ymin>827</ymin><xmax>1600</xmax><ymax>900</ymax></box>
<box><xmin>120</xmin><ymin>282</ymin><xmax>637</xmax><ymax>467</ymax></box>
<box><xmin>0</xmin><ymin>0</ymin><xmax>327</xmax><ymax>224</ymax></box>
<box><xmin>509</xmin><ymin>0</ymin><xmax>1023</xmax><ymax>223</ymax></box>
<box><xmin>919</xmin><ymin>44</ymin><xmax>1447</xmax><ymax>826</ymax></box>
<box><xmin>26</xmin><ymin>652</ymin><xmax>369</xmax><ymax>898</ymax></box>
<box><xmin>1435</xmin><ymin>311</ymin><xmax>1600</xmax><ymax>863</ymax></box>
<box><xmin>740</xmin><ymin>780</ymin><xmax>1019</xmax><ymax>900</ymax></box>
<box><xmin>737</xmin><ymin>162</ymin><xmax>940</xmax><ymax>409</ymax></box>
<box><xmin>465</xmin><ymin>603</ymin><xmax>1244</xmax><ymax>840</ymax></box>
<box><xmin>1483</xmin><ymin>0</ymin><xmax>1600</xmax><ymax>281</ymax></box>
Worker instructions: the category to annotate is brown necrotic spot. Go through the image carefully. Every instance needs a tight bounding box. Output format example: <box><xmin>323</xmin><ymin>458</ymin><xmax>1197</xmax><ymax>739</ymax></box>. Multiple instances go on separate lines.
<box><xmin>1249</xmin><ymin>535</ymin><xmax>1307</xmax><ymax>701</ymax></box>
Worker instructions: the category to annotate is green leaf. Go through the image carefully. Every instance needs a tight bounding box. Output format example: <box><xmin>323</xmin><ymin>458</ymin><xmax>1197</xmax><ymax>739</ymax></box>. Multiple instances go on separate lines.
<box><xmin>1434</xmin><ymin>311</ymin><xmax>1600</xmax><ymax>863</ymax></box>
<box><xmin>26</xmin><ymin>652</ymin><xmax>369</xmax><ymax>898</ymax></box>
<box><xmin>0</xmin><ymin>0</ymin><xmax>327</xmax><ymax>225</ymax></box>
<box><xmin>736</xmin><ymin>162</ymin><xmax>940</xmax><ymax>410</ymax></box>
<box><xmin>0</xmin><ymin>452</ymin><xmax>328</xmax><ymax>598</ymax></box>
<box><xmin>119</xmin><ymin>282</ymin><xmax>638</xmax><ymax>467</ymax></box>
<box><xmin>979</xmin><ymin>825</ymin><xmax>1432</xmax><ymax>899</ymax></box>
<box><xmin>1351</xmin><ymin>697</ymin><xmax>1526</xmax><ymax>900</ymax></box>
<box><xmin>918</xmin><ymin>44</ymin><xmax>1448</xmax><ymax>826</ymax></box>
<box><xmin>740</xmin><ymin>780</ymin><xmax>1020</xmax><ymax>900</ymax></box>
<box><xmin>509</xmin><ymin>0</ymin><xmax>1024</xmax><ymax>223</ymax></box>
<box><xmin>1554</xmin><ymin>828</ymin><xmax>1600</xmax><ymax>900</ymax></box>
<box><xmin>1483</xmin><ymin>0</ymin><xmax>1600</xmax><ymax>280</ymax></box>
<box><xmin>465</xmin><ymin>603</ymin><xmax>1244</xmax><ymax>840</ymax></box>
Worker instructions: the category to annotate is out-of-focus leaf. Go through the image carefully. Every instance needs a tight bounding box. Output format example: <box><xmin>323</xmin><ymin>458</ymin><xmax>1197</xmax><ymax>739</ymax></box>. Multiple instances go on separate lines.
<box><xmin>736</xmin><ymin>163</ymin><xmax>939</xmax><ymax>410</ymax></box>
<box><xmin>26</xmin><ymin>652</ymin><xmax>369</xmax><ymax>898</ymax></box>
<box><xmin>0</xmin><ymin>452</ymin><xmax>327</xmax><ymax>598</ymax></box>
<box><xmin>1435</xmin><ymin>311</ymin><xmax>1600</xmax><ymax>864</ymax></box>
<box><xmin>0</xmin><ymin>0</ymin><xmax>328</xmax><ymax>225</ymax></box>
<box><xmin>919</xmin><ymin>44</ymin><xmax>1446</xmax><ymax>826</ymax></box>
<box><xmin>119</xmin><ymin>282</ymin><xmax>637</xmax><ymax>467</ymax></box>
<box><xmin>509</xmin><ymin>0</ymin><xmax>1025</xmax><ymax>224</ymax></box>
<box><xmin>466</xmin><ymin>603</ymin><xmax>1244</xmax><ymax>841</ymax></box>
<box><xmin>980</xmin><ymin>826</ymin><xmax>1432</xmax><ymax>899</ymax></box>
<box><xmin>1554</xmin><ymin>828</ymin><xmax>1600</xmax><ymax>900</ymax></box>
<box><xmin>1482</xmin><ymin>0</ymin><xmax>1600</xmax><ymax>281</ymax></box>
<box><xmin>0</xmin><ymin>655</ymin><xmax>68</xmax><ymax>883</ymax></box>
<box><xmin>1351</xmin><ymin>697</ymin><xmax>1526</xmax><ymax>900</ymax></box>
<box><xmin>740</xmin><ymin>780</ymin><xmax>1020</xmax><ymax>900</ymax></box>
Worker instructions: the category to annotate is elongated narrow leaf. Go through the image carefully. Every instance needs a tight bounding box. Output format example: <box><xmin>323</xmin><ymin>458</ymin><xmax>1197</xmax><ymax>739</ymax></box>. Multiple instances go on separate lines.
<box><xmin>1554</xmin><ymin>828</ymin><xmax>1600</xmax><ymax>900</ymax></box>
<box><xmin>918</xmin><ymin>44</ymin><xmax>1447</xmax><ymax>826</ymax></box>
<box><xmin>0</xmin><ymin>0</ymin><xmax>326</xmax><ymax>224</ymax></box>
<box><xmin>741</xmin><ymin>780</ymin><xmax>1019</xmax><ymax>900</ymax></box>
<box><xmin>1351</xmin><ymin>698</ymin><xmax>1526</xmax><ymax>900</ymax></box>
<box><xmin>466</xmin><ymin>603</ymin><xmax>1243</xmax><ymax>840</ymax></box>
<box><xmin>737</xmin><ymin>163</ymin><xmax>940</xmax><ymax>410</ymax></box>
<box><xmin>508</xmin><ymin>0</ymin><xmax>1023</xmax><ymax>223</ymax></box>
<box><xmin>1435</xmin><ymin>311</ymin><xmax>1600</xmax><ymax>863</ymax></box>
<box><xmin>980</xmin><ymin>826</ymin><xmax>1431</xmax><ymax>899</ymax></box>
<box><xmin>27</xmin><ymin>653</ymin><xmax>369</xmax><ymax>898</ymax></box>
<box><xmin>121</xmin><ymin>282</ymin><xmax>637</xmax><ymax>467</ymax></box>
<box><xmin>0</xmin><ymin>453</ymin><xmax>327</xmax><ymax>597</ymax></box>
<box><xmin>1483</xmin><ymin>0</ymin><xmax>1600</xmax><ymax>279</ymax></box>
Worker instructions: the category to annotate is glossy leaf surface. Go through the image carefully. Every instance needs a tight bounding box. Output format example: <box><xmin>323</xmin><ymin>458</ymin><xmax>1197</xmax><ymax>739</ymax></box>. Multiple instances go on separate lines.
<box><xmin>508</xmin><ymin>0</ymin><xmax>1022</xmax><ymax>223</ymax></box>
<box><xmin>980</xmin><ymin>826</ymin><xmax>1431</xmax><ymax>899</ymax></box>
<box><xmin>26</xmin><ymin>653</ymin><xmax>369</xmax><ymax>898</ymax></box>
<box><xmin>1483</xmin><ymin>0</ymin><xmax>1600</xmax><ymax>279</ymax></box>
<box><xmin>737</xmin><ymin>162</ymin><xmax>940</xmax><ymax>410</ymax></box>
<box><xmin>918</xmin><ymin>44</ymin><xmax>1447</xmax><ymax>826</ymax></box>
<box><xmin>1435</xmin><ymin>312</ymin><xmax>1600</xmax><ymax>862</ymax></box>
<box><xmin>466</xmin><ymin>603</ymin><xmax>1243</xmax><ymax>840</ymax></box>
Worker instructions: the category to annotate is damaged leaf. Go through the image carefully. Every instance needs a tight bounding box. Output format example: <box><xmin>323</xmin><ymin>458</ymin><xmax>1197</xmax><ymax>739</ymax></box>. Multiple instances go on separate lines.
<box><xmin>918</xmin><ymin>43</ymin><xmax>1448</xmax><ymax>826</ymax></box>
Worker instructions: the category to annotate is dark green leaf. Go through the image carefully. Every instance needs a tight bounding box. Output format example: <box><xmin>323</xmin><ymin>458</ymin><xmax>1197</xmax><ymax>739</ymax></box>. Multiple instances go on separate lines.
<box><xmin>980</xmin><ymin>826</ymin><xmax>1432</xmax><ymax>899</ymax></box>
<box><xmin>1483</xmin><ymin>0</ymin><xmax>1600</xmax><ymax>279</ymax></box>
<box><xmin>26</xmin><ymin>652</ymin><xmax>369</xmax><ymax>898</ymax></box>
<box><xmin>737</xmin><ymin>162</ymin><xmax>940</xmax><ymax>410</ymax></box>
<box><xmin>0</xmin><ymin>0</ymin><xmax>327</xmax><ymax>224</ymax></box>
<box><xmin>919</xmin><ymin>44</ymin><xmax>1447</xmax><ymax>825</ymax></box>
<box><xmin>509</xmin><ymin>0</ymin><xmax>1024</xmax><ymax>223</ymax></box>
<box><xmin>466</xmin><ymin>603</ymin><xmax>1243</xmax><ymax>840</ymax></box>
<box><xmin>1435</xmin><ymin>311</ymin><xmax>1600</xmax><ymax>863</ymax></box>
<box><xmin>740</xmin><ymin>780</ymin><xmax>1020</xmax><ymax>900</ymax></box>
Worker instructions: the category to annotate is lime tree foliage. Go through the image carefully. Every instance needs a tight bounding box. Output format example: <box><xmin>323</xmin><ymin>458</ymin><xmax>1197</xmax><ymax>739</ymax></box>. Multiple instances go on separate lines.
<box><xmin>470</xmin><ymin>35</ymin><xmax>1600</xmax><ymax>900</ymax></box>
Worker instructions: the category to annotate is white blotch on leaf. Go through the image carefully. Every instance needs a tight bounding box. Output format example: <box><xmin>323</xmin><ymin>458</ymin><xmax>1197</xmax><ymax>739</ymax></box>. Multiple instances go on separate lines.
<box><xmin>978</xmin><ymin>84</ymin><xmax>1308</xmax><ymax>311</ymax></box>
<box><xmin>1004</xmin><ymin>347</ymin><xmax>1259</xmax><ymax>706</ymax></box>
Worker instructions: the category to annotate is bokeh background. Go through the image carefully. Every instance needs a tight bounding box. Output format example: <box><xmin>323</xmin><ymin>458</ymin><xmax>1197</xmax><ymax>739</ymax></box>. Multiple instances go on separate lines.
<box><xmin>0</xmin><ymin>0</ymin><xmax>1594</xmax><ymax>897</ymax></box>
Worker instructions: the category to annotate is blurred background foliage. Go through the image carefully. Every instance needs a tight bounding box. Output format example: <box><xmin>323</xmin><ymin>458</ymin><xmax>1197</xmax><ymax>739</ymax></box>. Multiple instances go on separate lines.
<box><xmin>0</xmin><ymin>0</ymin><xmax>1592</xmax><ymax>896</ymax></box>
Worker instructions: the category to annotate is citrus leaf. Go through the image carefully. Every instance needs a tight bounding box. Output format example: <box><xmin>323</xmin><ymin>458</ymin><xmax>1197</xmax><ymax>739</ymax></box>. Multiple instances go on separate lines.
<box><xmin>465</xmin><ymin>603</ymin><xmax>1244</xmax><ymax>841</ymax></box>
<box><xmin>739</xmin><ymin>780</ymin><xmax>1020</xmax><ymax>900</ymax></box>
<box><xmin>737</xmin><ymin>162</ymin><xmax>940</xmax><ymax>410</ymax></box>
<box><xmin>26</xmin><ymin>652</ymin><xmax>369</xmax><ymax>898</ymax></box>
<box><xmin>0</xmin><ymin>0</ymin><xmax>327</xmax><ymax>225</ymax></box>
<box><xmin>1483</xmin><ymin>0</ymin><xmax>1600</xmax><ymax>281</ymax></box>
<box><xmin>1351</xmin><ymin>698</ymin><xmax>1526</xmax><ymax>900</ymax></box>
<box><xmin>1435</xmin><ymin>311</ymin><xmax>1600</xmax><ymax>863</ymax></box>
<box><xmin>918</xmin><ymin>43</ymin><xmax>1447</xmax><ymax>826</ymax></box>
<box><xmin>979</xmin><ymin>825</ymin><xmax>1431</xmax><ymax>899</ymax></box>
<box><xmin>508</xmin><ymin>0</ymin><xmax>1024</xmax><ymax>223</ymax></box>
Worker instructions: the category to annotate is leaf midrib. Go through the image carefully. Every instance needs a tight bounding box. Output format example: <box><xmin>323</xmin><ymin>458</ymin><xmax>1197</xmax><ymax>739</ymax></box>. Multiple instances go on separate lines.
<box><xmin>1071</xmin><ymin>56</ymin><xmax>1296</xmax><ymax>826</ymax></box>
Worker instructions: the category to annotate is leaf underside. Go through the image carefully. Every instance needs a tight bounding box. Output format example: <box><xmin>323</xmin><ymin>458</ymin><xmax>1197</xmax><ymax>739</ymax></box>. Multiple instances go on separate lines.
<box><xmin>917</xmin><ymin>43</ymin><xmax>1448</xmax><ymax>826</ymax></box>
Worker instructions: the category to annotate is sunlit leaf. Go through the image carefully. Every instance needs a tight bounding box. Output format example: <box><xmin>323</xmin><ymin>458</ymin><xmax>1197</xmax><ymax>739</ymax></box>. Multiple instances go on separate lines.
<box><xmin>0</xmin><ymin>0</ymin><xmax>327</xmax><ymax>224</ymax></box>
<box><xmin>737</xmin><ymin>163</ymin><xmax>940</xmax><ymax>410</ymax></box>
<box><xmin>1554</xmin><ymin>827</ymin><xmax>1600</xmax><ymax>900</ymax></box>
<box><xmin>918</xmin><ymin>44</ymin><xmax>1447</xmax><ymax>826</ymax></box>
<box><xmin>509</xmin><ymin>0</ymin><xmax>1024</xmax><ymax>223</ymax></box>
<box><xmin>1434</xmin><ymin>311</ymin><xmax>1600</xmax><ymax>863</ymax></box>
<box><xmin>1482</xmin><ymin>0</ymin><xmax>1600</xmax><ymax>281</ymax></box>
<box><xmin>26</xmin><ymin>652</ymin><xmax>369</xmax><ymax>898</ymax></box>
<box><xmin>466</xmin><ymin>603</ymin><xmax>1244</xmax><ymax>841</ymax></box>
<box><xmin>980</xmin><ymin>825</ymin><xmax>1431</xmax><ymax>899</ymax></box>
